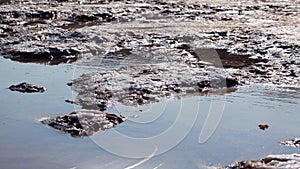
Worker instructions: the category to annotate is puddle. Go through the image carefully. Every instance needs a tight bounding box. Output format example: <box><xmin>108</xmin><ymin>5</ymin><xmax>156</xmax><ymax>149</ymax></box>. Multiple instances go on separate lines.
<box><xmin>7</xmin><ymin>55</ymin><xmax>78</xmax><ymax>65</ymax></box>
<box><xmin>1</xmin><ymin>55</ymin><xmax>300</xmax><ymax>168</ymax></box>
<box><xmin>1</xmin><ymin>0</ymin><xmax>300</xmax><ymax>168</ymax></box>
<box><xmin>193</xmin><ymin>48</ymin><xmax>268</xmax><ymax>68</ymax></box>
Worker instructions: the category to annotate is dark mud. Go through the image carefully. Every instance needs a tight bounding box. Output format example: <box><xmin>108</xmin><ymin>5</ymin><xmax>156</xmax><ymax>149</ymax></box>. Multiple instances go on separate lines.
<box><xmin>39</xmin><ymin>110</ymin><xmax>125</xmax><ymax>137</ymax></box>
<box><xmin>0</xmin><ymin>0</ymin><xmax>299</xmax><ymax>71</ymax></box>
<box><xmin>9</xmin><ymin>82</ymin><xmax>46</xmax><ymax>93</ymax></box>
<box><xmin>281</xmin><ymin>138</ymin><xmax>300</xmax><ymax>148</ymax></box>
<box><xmin>226</xmin><ymin>154</ymin><xmax>300</xmax><ymax>169</ymax></box>
<box><xmin>4</xmin><ymin>48</ymin><xmax>79</xmax><ymax>65</ymax></box>
<box><xmin>0</xmin><ymin>0</ymin><xmax>113</xmax><ymax>65</ymax></box>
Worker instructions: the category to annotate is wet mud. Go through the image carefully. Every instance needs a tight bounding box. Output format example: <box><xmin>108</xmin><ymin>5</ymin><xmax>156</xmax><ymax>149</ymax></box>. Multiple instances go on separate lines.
<box><xmin>1</xmin><ymin>0</ymin><xmax>300</xmax><ymax>165</ymax></box>
<box><xmin>39</xmin><ymin>110</ymin><xmax>125</xmax><ymax>137</ymax></box>
<box><xmin>1</xmin><ymin>0</ymin><xmax>297</xmax><ymax>134</ymax></box>
<box><xmin>281</xmin><ymin>138</ymin><xmax>300</xmax><ymax>148</ymax></box>
<box><xmin>9</xmin><ymin>82</ymin><xmax>46</xmax><ymax>93</ymax></box>
<box><xmin>226</xmin><ymin>154</ymin><xmax>300</xmax><ymax>169</ymax></box>
<box><xmin>70</xmin><ymin>60</ymin><xmax>239</xmax><ymax>108</ymax></box>
<box><xmin>0</xmin><ymin>0</ymin><xmax>298</xmax><ymax>85</ymax></box>
<box><xmin>4</xmin><ymin>48</ymin><xmax>79</xmax><ymax>65</ymax></box>
<box><xmin>62</xmin><ymin>0</ymin><xmax>299</xmax><ymax>111</ymax></box>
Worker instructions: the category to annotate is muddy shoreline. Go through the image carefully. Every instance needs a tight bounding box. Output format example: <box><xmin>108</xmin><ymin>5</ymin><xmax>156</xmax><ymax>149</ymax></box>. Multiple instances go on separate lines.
<box><xmin>1</xmin><ymin>0</ymin><xmax>300</xmax><ymax>168</ymax></box>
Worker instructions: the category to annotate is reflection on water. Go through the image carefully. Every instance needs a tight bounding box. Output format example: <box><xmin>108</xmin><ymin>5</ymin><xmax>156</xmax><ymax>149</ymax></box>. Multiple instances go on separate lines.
<box><xmin>0</xmin><ymin>56</ymin><xmax>300</xmax><ymax>168</ymax></box>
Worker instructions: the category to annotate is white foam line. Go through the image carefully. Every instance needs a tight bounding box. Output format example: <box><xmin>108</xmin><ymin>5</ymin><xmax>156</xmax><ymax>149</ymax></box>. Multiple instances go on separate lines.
<box><xmin>124</xmin><ymin>146</ymin><xmax>158</xmax><ymax>169</ymax></box>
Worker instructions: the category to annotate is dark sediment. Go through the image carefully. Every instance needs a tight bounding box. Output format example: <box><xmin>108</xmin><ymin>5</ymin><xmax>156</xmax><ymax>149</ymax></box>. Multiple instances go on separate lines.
<box><xmin>225</xmin><ymin>154</ymin><xmax>300</xmax><ymax>169</ymax></box>
<box><xmin>194</xmin><ymin>48</ymin><xmax>268</xmax><ymax>69</ymax></box>
<box><xmin>9</xmin><ymin>82</ymin><xmax>46</xmax><ymax>93</ymax></box>
<box><xmin>4</xmin><ymin>48</ymin><xmax>79</xmax><ymax>65</ymax></box>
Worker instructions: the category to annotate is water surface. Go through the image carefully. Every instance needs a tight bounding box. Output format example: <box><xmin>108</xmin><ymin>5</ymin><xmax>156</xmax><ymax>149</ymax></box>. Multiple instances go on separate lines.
<box><xmin>0</xmin><ymin>56</ymin><xmax>300</xmax><ymax>169</ymax></box>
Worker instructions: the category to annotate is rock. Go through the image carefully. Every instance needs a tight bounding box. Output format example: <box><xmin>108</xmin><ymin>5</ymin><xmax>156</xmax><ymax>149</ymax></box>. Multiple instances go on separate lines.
<box><xmin>226</xmin><ymin>154</ymin><xmax>300</xmax><ymax>169</ymax></box>
<box><xmin>39</xmin><ymin>110</ymin><xmax>126</xmax><ymax>137</ymax></box>
<box><xmin>258</xmin><ymin>124</ymin><xmax>269</xmax><ymax>131</ymax></box>
<box><xmin>9</xmin><ymin>82</ymin><xmax>46</xmax><ymax>93</ymax></box>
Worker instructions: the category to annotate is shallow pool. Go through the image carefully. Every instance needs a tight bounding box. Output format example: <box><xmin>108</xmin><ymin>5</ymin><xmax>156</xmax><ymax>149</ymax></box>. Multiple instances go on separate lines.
<box><xmin>0</xmin><ymin>56</ymin><xmax>299</xmax><ymax>169</ymax></box>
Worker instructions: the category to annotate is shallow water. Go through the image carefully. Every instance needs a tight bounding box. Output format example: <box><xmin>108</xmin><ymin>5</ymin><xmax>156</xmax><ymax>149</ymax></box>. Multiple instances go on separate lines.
<box><xmin>0</xmin><ymin>56</ymin><xmax>300</xmax><ymax>169</ymax></box>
